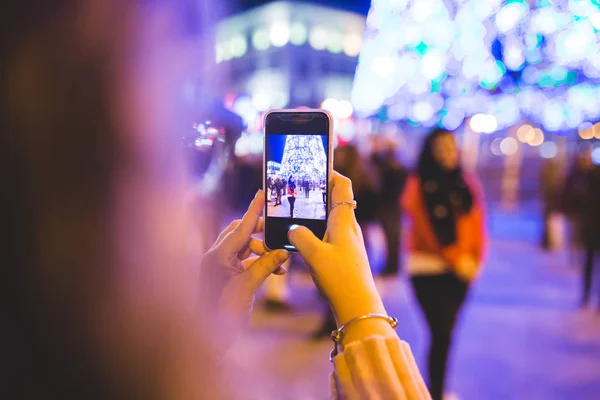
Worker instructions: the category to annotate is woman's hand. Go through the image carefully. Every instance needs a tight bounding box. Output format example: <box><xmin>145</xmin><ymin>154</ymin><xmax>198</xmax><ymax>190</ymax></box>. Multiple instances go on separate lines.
<box><xmin>288</xmin><ymin>172</ymin><xmax>386</xmax><ymax>327</ymax></box>
<box><xmin>199</xmin><ymin>190</ymin><xmax>289</xmax><ymax>342</ymax></box>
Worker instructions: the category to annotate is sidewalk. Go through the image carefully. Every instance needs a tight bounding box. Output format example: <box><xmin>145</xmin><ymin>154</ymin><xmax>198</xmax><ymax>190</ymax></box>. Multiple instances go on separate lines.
<box><xmin>267</xmin><ymin>190</ymin><xmax>326</xmax><ymax>219</ymax></box>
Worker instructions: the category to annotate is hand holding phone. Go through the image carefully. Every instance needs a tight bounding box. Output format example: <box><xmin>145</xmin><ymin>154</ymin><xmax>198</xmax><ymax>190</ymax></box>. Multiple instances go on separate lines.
<box><xmin>287</xmin><ymin>172</ymin><xmax>386</xmax><ymax>327</ymax></box>
<box><xmin>263</xmin><ymin>110</ymin><xmax>333</xmax><ymax>251</ymax></box>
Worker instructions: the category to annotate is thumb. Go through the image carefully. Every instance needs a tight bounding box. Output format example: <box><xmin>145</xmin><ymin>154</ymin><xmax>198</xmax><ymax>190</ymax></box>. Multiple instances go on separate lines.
<box><xmin>243</xmin><ymin>250</ymin><xmax>290</xmax><ymax>294</ymax></box>
<box><xmin>288</xmin><ymin>226</ymin><xmax>325</xmax><ymax>264</ymax></box>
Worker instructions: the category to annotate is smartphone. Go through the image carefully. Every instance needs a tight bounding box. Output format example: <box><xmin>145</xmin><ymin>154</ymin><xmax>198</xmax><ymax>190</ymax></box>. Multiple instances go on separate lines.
<box><xmin>263</xmin><ymin>109</ymin><xmax>333</xmax><ymax>251</ymax></box>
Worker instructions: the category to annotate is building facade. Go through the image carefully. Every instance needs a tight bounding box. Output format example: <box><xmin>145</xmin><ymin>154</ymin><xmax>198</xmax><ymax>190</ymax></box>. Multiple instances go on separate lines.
<box><xmin>214</xmin><ymin>2</ymin><xmax>366</xmax><ymax>114</ymax></box>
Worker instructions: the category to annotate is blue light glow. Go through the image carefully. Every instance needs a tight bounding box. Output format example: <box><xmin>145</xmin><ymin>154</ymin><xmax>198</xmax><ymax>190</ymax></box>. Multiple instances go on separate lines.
<box><xmin>351</xmin><ymin>0</ymin><xmax>600</xmax><ymax>133</ymax></box>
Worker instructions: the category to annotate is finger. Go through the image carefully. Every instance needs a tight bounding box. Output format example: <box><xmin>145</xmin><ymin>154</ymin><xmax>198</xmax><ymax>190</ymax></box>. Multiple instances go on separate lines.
<box><xmin>238</xmin><ymin>237</ymin><xmax>267</xmax><ymax>260</ymax></box>
<box><xmin>255</xmin><ymin>217</ymin><xmax>264</xmax><ymax>234</ymax></box>
<box><xmin>219</xmin><ymin>191</ymin><xmax>264</xmax><ymax>254</ymax></box>
<box><xmin>330</xmin><ymin>171</ymin><xmax>355</xmax><ymax>204</ymax></box>
<box><xmin>225</xmin><ymin>190</ymin><xmax>265</xmax><ymax>251</ymax></box>
<box><xmin>329</xmin><ymin>172</ymin><xmax>356</xmax><ymax>220</ymax></box>
<box><xmin>273</xmin><ymin>266</ymin><xmax>288</xmax><ymax>275</ymax></box>
<box><xmin>288</xmin><ymin>226</ymin><xmax>327</xmax><ymax>265</ymax></box>
<box><xmin>214</xmin><ymin>219</ymin><xmax>241</xmax><ymax>248</ymax></box>
<box><xmin>328</xmin><ymin>172</ymin><xmax>360</xmax><ymax>243</ymax></box>
<box><xmin>243</xmin><ymin>250</ymin><xmax>290</xmax><ymax>294</ymax></box>
<box><xmin>248</xmin><ymin>237</ymin><xmax>267</xmax><ymax>255</ymax></box>
<box><xmin>240</xmin><ymin>254</ymin><xmax>288</xmax><ymax>276</ymax></box>
<box><xmin>241</xmin><ymin>256</ymin><xmax>259</xmax><ymax>270</ymax></box>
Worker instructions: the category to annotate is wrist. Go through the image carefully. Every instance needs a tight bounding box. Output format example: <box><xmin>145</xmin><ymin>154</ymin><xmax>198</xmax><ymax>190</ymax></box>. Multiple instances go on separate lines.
<box><xmin>331</xmin><ymin>293</ymin><xmax>386</xmax><ymax>327</ymax></box>
<box><xmin>340</xmin><ymin>318</ymin><xmax>397</xmax><ymax>349</ymax></box>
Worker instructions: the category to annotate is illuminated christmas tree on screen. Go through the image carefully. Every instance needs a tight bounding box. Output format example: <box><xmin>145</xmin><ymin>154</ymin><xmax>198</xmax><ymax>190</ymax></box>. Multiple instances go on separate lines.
<box><xmin>279</xmin><ymin>135</ymin><xmax>327</xmax><ymax>182</ymax></box>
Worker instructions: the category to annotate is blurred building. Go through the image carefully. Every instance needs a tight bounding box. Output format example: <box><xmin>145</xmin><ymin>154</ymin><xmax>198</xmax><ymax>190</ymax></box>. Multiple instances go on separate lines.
<box><xmin>214</xmin><ymin>1</ymin><xmax>366</xmax><ymax>119</ymax></box>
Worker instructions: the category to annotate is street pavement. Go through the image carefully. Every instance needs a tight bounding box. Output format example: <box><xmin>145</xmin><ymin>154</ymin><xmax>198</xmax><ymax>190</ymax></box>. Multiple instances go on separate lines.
<box><xmin>228</xmin><ymin>211</ymin><xmax>600</xmax><ymax>400</ymax></box>
<box><xmin>267</xmin><ymin>190</ymin><xmax>326</xmax><ymax>220</ymax></box>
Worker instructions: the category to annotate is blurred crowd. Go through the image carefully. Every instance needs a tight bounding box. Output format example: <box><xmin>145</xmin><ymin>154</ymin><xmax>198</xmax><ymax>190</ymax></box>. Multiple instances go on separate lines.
<box><xmin>188</xmin><ymin>115</ymin><xmax>600</xmax><ymax>399</ymax></box>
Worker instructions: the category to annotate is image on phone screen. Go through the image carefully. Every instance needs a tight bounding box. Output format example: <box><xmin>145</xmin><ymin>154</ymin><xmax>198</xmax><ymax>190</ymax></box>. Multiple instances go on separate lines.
<box><xmin>263</xmin><ymin>110</ymin><xmax>331</xmax><ymax>250</ymax></box>
<box><xmin>266</xmin><ymin>134</ymin><xmax>328</xmax><ymax>220</ymax></box>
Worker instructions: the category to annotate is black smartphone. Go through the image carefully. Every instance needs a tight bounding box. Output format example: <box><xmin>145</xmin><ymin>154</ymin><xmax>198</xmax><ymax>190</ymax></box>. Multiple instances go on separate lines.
<box><xmin>263</xmin><ymin>109</ymin><xmax>334</xmax><ymax>251</ymax></box>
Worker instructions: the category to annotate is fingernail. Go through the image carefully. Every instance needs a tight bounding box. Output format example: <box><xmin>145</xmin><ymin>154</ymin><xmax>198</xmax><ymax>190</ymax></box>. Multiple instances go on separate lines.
<box><xmin>255</xmin><ymin>190</ymin><xmax>262</xmax><ymax>198</ymax></box>
<box><xmin>275</xmin><ymin>250</ymin><xmax>289</xmax><ymax>263</ymax></box>
<box><xmin>275</xmin><ymin>266</ymin><xmax>288</xmax><ymax>275</ymax></box>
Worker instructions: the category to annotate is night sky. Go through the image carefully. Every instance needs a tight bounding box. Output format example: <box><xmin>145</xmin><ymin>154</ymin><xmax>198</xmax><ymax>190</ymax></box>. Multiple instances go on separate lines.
<box><xmin>235</xmin><ymin>0</ymin><xmax>371</xmax><ymax>15</ymax></box>
<box><xmin>267</xmin><ymin>134</ymin><xmax>328</xmax><ymax>164</ymax></box>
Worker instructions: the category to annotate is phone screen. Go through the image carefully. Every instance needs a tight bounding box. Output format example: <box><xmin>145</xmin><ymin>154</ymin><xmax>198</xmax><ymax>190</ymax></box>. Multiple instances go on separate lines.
<box><xmin>264</xmin><ymin>111</ymin><xmax>331</xmax><ymax>251</ymax></box>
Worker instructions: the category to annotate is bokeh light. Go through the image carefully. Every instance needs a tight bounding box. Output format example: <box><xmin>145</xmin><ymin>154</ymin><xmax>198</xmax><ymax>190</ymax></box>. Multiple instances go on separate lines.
<box><xmin>289</xmin><ymin>22</ymin><xmax>308</xmax><ymax>46</ymax></box>
<box><xmin>252</xmin><ymin>28</ymin><xmax>271</xmax><ymax>50</ymax></box>
<box><xmin>270</xmin><ymin>23</ymin><xmax>290</xmax><ymax>47</ymax></box>
<box><xmin>529</xmin><ymin>128</ymin><xmax>545</xmax><ymax>147</ymax></box>
<box><xmin>578</xmin><ymin>122</ymin><xmax>594</xmax><ymax>140</ymax></box>
<box><xmin>491</xmin><ymin>137</ymin><xmax>503</xmax><ymax>156</ymax></box>
<box><xmin>500</xmin><ymin>137</ymin><xmax>519</xmax><ymax>156</ymax></box>
<box><xmin>309</xmin><ymin>26</ymin><xmax>329</xmax><ymax>50</ymax></box>
<box><xmin>327</xmin><ymin>31</ymin><xmax>345</xmax><ymax>54</ymax></box>
<box><xmin>343</xmin><ymin>34</ymin><xmax>363</xmax><ymax>57</ymax></box>
<box><xmin>470</xmin><ymin>114</ymin><xmax>498</xmax><ymax>134</ymax></box>
<box><xmin>539</xmin><ymin>141</ymin><xmax>558</xmax><ymax>159</ymax></box>
<box><xmin>517</xmin><ymin>124</ymin><xmax>535</xmax><ymax>143</ymax></box>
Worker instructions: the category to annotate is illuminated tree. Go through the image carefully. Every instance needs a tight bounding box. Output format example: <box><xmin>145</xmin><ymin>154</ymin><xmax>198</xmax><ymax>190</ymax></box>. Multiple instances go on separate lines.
<box><xmin>279</xmin><ymin>135</ymin><xmax>327</xmax><ymax>182</ymax></box>
<box><xmin>353</xmin><ymin>0</ymin><xmax>600</xmax><ymax>133</ymax></box>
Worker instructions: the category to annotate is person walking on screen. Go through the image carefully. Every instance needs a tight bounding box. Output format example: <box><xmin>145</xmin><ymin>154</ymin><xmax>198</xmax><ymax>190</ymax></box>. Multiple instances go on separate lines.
<box><xmin>402</xmin><ymin>128</ymin><xmax>486</xmax><ymax>400</ymax></box>
<box><xmin>274</xmin><ymin>177</ymin><xmax>282</xmax><ymax>206</ymax></box>
<box><xmin>287</xmin><ymin>176</ymin><xmax>297</xmax><ymax>218</ymax></box>
<box><xmin>282</xmin><ymin>177</ymin><xmax>287</xmax><ymax>199</ymax></box>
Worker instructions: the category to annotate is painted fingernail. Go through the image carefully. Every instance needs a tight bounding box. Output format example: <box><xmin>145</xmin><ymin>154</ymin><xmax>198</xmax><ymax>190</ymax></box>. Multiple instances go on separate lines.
<box><xmin>275</xmin><ymin>266</ymin><xmax>288</xmax><ymax>275</ymax></box>
<box><xmin>287</xmin><ymin>225</ymin><xmax>300</xmax><ymax>241</ymax></box>
<box><xmin>275</xmin><ymin>250</ymin><xmax>290</xmax><ymax>263</ymax></box>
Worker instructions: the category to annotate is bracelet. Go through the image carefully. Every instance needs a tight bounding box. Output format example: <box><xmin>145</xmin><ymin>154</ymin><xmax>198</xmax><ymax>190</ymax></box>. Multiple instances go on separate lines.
<box><xmin>329</xmin><ymin>313</ymin><xmax>399</xmax><ymax>362</ymax></box>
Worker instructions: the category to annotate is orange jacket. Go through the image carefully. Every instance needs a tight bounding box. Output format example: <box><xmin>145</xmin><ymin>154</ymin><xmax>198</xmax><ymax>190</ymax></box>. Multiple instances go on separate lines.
<box><xmin>401</xmin><ymin>174</ymin><xmax>486</xmax><ymax>268</ymax></box>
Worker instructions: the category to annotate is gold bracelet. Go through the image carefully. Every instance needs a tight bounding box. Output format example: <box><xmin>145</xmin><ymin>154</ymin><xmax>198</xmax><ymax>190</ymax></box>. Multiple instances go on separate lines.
<box><xmin>329</xmin><ymin>313</ymin><xmax>399</xmax><ymax>362</ymax></box>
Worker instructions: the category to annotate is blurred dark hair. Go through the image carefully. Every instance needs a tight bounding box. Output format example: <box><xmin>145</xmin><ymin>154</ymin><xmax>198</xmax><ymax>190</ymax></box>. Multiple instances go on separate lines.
<box><xmin>416</xmin><ymin>127</ymin><xmax>454</xmax><ymax>178</ymax></box>
<box><xmin>2</xmin><ymin>2</ymin><xmax>131</xmax><ymax>396</ymax></box>
<box><xmin>0</xmin><ymin>2</ymin><xmax>216</xmax><ymax>399</ymax></box>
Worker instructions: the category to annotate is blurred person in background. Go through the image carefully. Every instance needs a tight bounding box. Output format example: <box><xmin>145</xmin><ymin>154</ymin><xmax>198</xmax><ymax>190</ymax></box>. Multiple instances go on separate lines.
<box><xmin>402</xmin><ymin>128</ymin><xmax>486</xmax><ymax>400</ymax></box>
<box><xmin>2</xmin><ymin>2</ymin><xmax>432</xmax><ymax>399</ymax></box>
<box><xmin>312</xmin><ymin>144</ymin><xmax>381</xmax><ymax>339</ymax></box>
<box><xmin>562</xmin><ymin>148</ymin><xmax>593</xmax><ymax>267</ymax></box>
<box><xmin>335</xmin><ymin>144</ymin><xmax>381</xmax><ymax>235</ymax></box>
<box><xmin>562</xmin><ymin>148</ymin><xmax>600</xmax><ymax>310</ymax></box>
<box><xmin>234</xmin><ymin>153</ymin><xmax>263</xmax><ymax>212</ymax></box>
<box><xmin>372</xmin><ymin>137</ymin><xmax>408</xmax><ymax>276</ymax></box>
<box><xmin>540</xmin><ymin>157</ymin><xmax>565</xmax><ymax>251</ymax></box>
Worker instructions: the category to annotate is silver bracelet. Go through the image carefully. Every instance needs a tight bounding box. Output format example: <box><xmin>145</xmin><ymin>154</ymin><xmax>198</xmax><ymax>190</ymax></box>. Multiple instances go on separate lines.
<box><xmin>329</xmin><ymin>313</ymin><xmax>399</xmax><ymax>362</ymax></box>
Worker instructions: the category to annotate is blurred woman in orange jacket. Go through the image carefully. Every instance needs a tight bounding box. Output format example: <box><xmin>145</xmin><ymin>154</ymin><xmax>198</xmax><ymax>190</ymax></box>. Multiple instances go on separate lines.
<box><xmin>402</xmin><ymin>128</ymin><xmax>486</xmax><ymax>400</ymax></box>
